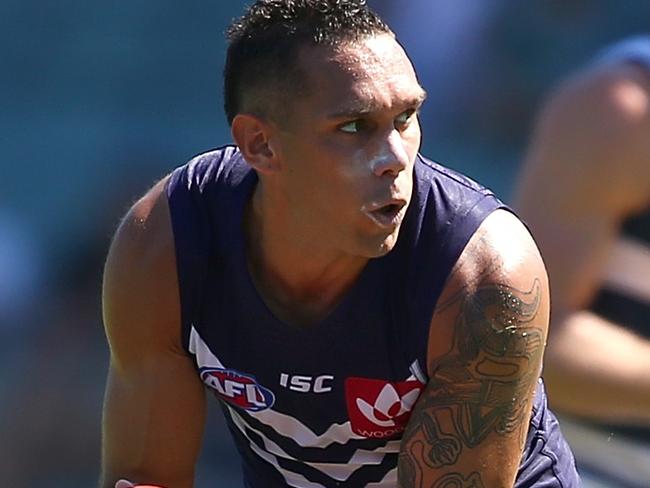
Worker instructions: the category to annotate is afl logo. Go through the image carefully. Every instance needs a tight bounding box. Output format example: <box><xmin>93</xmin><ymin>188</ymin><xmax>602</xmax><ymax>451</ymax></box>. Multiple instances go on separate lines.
<box><xmin>199</xmin><ymin>367</ymin><xmax>275</xmax><ymax>412</ymax></box>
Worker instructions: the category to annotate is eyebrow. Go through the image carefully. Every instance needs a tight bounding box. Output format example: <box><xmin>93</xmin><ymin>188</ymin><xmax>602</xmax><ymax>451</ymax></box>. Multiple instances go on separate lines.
<box><xmin>325</xmin><ymin>89</ymin><xmax>428</xmax><ymax>120</ymax></box>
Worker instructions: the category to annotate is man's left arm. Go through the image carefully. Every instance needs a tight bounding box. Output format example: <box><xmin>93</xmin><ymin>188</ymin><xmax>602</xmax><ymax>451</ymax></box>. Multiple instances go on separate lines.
<box><xmin>398</xmin><ymin>209</ymin><xmax>550</xmax><ymax>487</ymax></box>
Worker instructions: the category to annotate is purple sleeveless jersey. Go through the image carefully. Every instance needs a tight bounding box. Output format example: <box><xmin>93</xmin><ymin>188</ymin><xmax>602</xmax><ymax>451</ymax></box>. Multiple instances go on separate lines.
<box><xmin>166</xmin><ymin>146</ymin><xmax>581</xmax><ymax>487</ymax></box>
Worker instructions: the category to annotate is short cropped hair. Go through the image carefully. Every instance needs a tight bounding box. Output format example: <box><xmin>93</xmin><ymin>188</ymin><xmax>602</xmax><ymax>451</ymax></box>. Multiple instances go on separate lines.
<box><xmin>223</xmin><ymin>0</ymin><xmax>392</xmax><ymax>125</ymax></box>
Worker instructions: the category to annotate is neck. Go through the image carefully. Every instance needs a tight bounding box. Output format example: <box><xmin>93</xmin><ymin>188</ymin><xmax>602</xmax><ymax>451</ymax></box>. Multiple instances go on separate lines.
<box><xmin>244</xmin><ymin>183</ymin><xmax>367</xmax><ymax>326</ymax></box>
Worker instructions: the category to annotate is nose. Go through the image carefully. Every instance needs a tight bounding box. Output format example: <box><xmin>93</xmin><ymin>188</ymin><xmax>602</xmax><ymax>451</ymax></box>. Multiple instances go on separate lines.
<box><xmin>371</xmin><ymin>129</ymin><xmax>409</xmax><ymax>177</ymax></box>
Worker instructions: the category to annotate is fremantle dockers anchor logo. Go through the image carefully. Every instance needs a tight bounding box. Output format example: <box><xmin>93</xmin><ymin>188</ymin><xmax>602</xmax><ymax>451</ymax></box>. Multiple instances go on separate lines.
<box><xmin>345</xmin><ymin>377</ymin><xmax>423</xmax><ymax>438</ymax></box>
<box><xmin>200</xmin><ymin>367</ymin><xmax>275</xmax><ymax>412</ymax></box>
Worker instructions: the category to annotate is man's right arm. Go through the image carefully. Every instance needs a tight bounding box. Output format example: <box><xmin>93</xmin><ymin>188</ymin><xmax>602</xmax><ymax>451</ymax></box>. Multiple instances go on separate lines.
<box><xmin>100</xmin><ymin>178</ymin><xmax>207</xmax><ymax>488</ymax></box>
<box><xmin>514</xmin><ymin>61</ymin><xmax>650</xmax><ymax>423</ymax></box>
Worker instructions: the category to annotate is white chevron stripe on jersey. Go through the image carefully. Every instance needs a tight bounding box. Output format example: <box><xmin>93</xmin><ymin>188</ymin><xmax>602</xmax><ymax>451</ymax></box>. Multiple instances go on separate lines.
<box><xmin>188</xmin><ymin>325</ymin><xmax>226</xmax><ymax>367</ymax></box>
<box><xmin>190</xmin><ymin>326</ymin><xmax>367</xmax><ymax>448</ymax></box>
<box><xmin>249</xmin><ymin>441</ymin><xmax>398</xmax><ymax>488</ymax></box>
<box><xmin>247</xmin><ymin>439</ymin><xmax>326</xmax><ymax>488</ymax></box>
<box><xmin>190</xmin><ymin>326</ymin><xmax>401</xmax><ymax>486</ymax></box>
<box><xmin>249</xmin><ymin>404</ymin><xmax>364</xmax><ymax>447</ymax></box>
<box><xmin>230</xmin><ymin>406</ymin><xmax>401</xmax><ymax>465</ymax></box>
<box><xmin>348</xmin><ymin>442</ymin><xmax>401</xmax><ymax>464</ymax></box>
<box><xmin>231</xmin><ymin>405</ymin><xmax>399</xmax><ymax>487</ymax></box>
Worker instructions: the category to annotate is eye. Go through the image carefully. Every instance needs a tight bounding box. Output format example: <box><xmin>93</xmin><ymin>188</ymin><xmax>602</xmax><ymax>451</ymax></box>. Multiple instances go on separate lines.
<box><xmin>395</xmin><ymin>109</ymin><xmax>416</xmax><ymax>128</ymax></box>
<box><xmin>339</xmin><ymin>120</ymin><xmax>367</xmax><ymax>134</ymax></box>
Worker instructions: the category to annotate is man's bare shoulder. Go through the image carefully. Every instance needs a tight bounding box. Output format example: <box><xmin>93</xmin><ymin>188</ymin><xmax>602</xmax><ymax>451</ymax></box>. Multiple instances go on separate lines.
<box><xmin>103</xmin><ymin>175</ymin><xmax>183</xmax><ymax>369</ymax></box>
<box><xmin>403</xmin><ymin>210</ymin><xmax>550</xmax><ymax>487</ymax></box>
<box><xmin>444</xmin><ymin>209</ymin><xmax>547</xmax><ymax>298</ymax></box>
<box><xmin>427</xmin><ymin>209</ymin><xmax>549</xmax><ymax>363</ymax></box>
<box><xmin>109</xmin><ymin>177</ymin><xmax>173</xmax><ymax>262</ymax></box>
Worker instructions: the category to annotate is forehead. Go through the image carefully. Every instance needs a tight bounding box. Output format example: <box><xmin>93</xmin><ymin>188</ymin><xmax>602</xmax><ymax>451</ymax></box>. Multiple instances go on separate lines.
<box><xmin>295</xmin><ymin>34</ymin><xmax>425</xmax><ymax>117</ymax></box>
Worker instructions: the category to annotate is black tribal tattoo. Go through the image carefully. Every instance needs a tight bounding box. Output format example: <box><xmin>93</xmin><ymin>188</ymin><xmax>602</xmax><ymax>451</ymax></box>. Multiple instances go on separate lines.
<box><xmin>398</xmin><ymin>274</ymin><xmax>544</xmax><ymax>487</ymax></box>
<box><xmin>432</xmin><ymin>472</ymin><xmax>485</xmax><ymax>488</ymax></box>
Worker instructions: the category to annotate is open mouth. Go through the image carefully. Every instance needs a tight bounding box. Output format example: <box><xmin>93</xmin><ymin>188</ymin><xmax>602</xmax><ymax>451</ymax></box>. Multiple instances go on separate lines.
<box><xmin>364</xmin><ymin>201</ymin><xmax>407</xmax><ymax>229</ymax></box>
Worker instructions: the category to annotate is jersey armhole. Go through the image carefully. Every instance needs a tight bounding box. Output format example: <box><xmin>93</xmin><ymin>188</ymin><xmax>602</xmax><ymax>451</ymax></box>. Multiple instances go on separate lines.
<box><xmin>412</xmin><ymin>194</ymin><xmax>507</xmax><ymax>380</ymax></box>
<box><xmin>165</xmin><ymin>167</ymin><xmax>211</xmax><ymax>355</ymax></box>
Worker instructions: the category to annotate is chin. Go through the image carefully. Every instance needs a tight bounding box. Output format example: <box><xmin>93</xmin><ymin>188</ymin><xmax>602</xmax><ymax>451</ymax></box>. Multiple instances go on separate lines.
<box><xmin>362</xmin><ymin>228</ymin><xmax>401</xmax><ymax>258</ymax></box>
<box><xmin>368</xmin><ymin>245</ymin><xmax>394</xmax><ymax>258</ymax></box>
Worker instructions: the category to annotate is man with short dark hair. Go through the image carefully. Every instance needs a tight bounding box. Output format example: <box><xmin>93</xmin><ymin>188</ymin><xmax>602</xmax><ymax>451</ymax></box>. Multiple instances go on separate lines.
<box><xmin>100</xmin><ymin>1</ymin><xmax>580</xmax><ymax>487</ymax></box>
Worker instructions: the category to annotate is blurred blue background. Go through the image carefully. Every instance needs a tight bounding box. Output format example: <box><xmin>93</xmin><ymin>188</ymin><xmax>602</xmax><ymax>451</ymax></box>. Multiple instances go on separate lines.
<box><xmin>1</xmin><ymin>1</ymin><xmax>649</xmax><ymax>486</ymax></box>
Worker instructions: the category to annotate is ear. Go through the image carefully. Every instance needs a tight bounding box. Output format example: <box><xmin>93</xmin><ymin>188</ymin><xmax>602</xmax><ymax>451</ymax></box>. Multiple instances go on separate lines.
<box><xmin>231</xmin><ymin>113</ymin><xmax>281</xmax><ymax>174</ymax></box>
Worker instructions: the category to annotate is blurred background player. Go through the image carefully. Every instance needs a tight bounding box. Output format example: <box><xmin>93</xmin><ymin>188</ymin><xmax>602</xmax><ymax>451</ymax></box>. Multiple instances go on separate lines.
<box><xmin>514</xmin><ymin>36</ymin><xmax>650</xmax><ymax>487</ymax></box>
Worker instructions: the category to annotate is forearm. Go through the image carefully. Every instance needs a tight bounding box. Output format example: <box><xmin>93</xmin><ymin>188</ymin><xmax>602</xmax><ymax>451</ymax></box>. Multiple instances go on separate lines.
<box><xmin>100</xmin><ymin>361</ymin><xmax>206</xmax><ymax>488</ymax></box>
<box><xmin>544</xmin><ymin>310</ymin><xmax>650</xmax><ymax>424</ymax></box>
<box><xmin>398</xmin><ymin>418</ymin><xmax>522</xmax><ymax>488</ymax></box>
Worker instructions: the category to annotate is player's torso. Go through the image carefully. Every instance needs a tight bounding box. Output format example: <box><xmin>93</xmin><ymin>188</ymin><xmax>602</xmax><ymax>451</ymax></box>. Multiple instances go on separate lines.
<box><xmin>190</xmin><ymin>259</ymin><xmax>426</xmax><ymax>487</ymax></box>
<box><xmin>166</xmin><ymin>146</ymin><xmax>509</xmax><ymax>487</ymax></box>
<box><xmin>179</xmin><ymin>150</ymin><xmax>432</xmax><ymax>487</ymax></box>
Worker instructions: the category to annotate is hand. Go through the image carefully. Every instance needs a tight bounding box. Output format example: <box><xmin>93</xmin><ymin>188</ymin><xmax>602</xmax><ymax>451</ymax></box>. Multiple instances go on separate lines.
<box><xmin>115</xmin><ymin>480</ymin><xmax>164</xmax><ymax>488</ymax></box>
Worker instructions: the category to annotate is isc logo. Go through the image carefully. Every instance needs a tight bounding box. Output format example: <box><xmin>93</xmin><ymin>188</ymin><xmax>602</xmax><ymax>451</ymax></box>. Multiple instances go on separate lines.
<box><xmin>279</xmin><ymin>373</ymin><xmax>334</xmax><ymax>393</ymax></box>
<box><xmin>199</xmin><ymin>367</ymin><xmax>275</xmax><ymax>412</ymax></box>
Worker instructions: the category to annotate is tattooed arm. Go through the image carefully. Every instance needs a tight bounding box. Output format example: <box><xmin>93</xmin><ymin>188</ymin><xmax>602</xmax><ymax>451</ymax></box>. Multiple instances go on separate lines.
<box><xmin>398</xmin><ymin>209</ymin><xmax>549</xmax><ymax>488</ymax></box>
